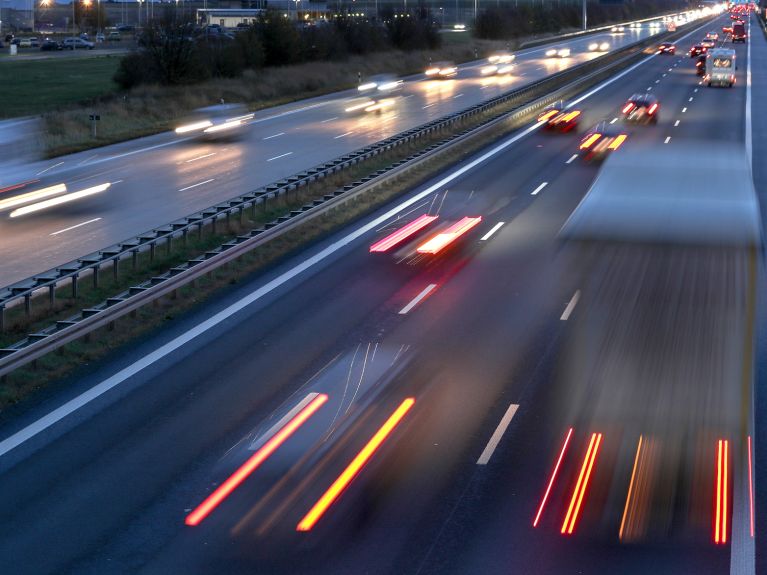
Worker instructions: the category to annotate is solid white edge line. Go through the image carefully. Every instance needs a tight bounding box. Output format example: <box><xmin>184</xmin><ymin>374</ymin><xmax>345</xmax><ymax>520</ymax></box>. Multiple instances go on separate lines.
<box><xmin>248</xmin><ymin>392</ymin><xmax>319</xmax><ymax>451</ymax></box>
<box><xmin>477</xmin><ymin>403</ymin><xmax>519</xmax><ymax>465</ymax></box>
<box><xmin>398</xmin><ymin>284</ymin><xmax>437</xmax><ymax>315</ymax></box>
<box><xmin>560</xmin><ymin>290</ymin><xmax>581</xmax><ymax>320</ymax></box>
<box><xmin>566</xmin><ymin>154</ymin><xmax>579</xmax><ymax>164</ymax></box>
<box><xmin>35</xmin><ymin>161</ymin><xmax>64</xmax><ymax>176</ymax></box>
<box><xmin>0</xmin><ymin>24</ymin><xmax>710</xmax><ymax>459</ymax></box>
<box><xmin>178</xmin><ymin>178</ymin><xmax>214</xmax><ymax>192</ymax></box>
<box><xmin>480</xmin><ymin>221</ymin><xmax>505</xmax><ymax>241</ymax></box>
<box><xmin>531</xmin><ymin>181</ymin><xmax>548</xmax><ymax>195</ymax></box>
<box><xmin>50</xmin><ymin>218</ymin><xmax>102</xmax><ymax>236</ymax></box>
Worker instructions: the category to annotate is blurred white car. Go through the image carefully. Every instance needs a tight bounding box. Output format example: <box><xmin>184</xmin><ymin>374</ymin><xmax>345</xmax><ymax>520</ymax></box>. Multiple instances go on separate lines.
<box><xmin>588</xmin><ymin>41</ymin><xmax>610</xmax><ymax>51</ymax></box>
<box><xmin>174</xmin><ymin>103</ymin><xmax>253</xmax><ymax>140</ymax></box>
<box><xmin>545</xmin><ymin>47</ymin><xmax>571</xmax><ymax>58</ymax></box>
<box><xmin>357</xmin><ymin>74</ymin><xmax>403</xmax><ymax>95</ymax></box>
<box><xmin>482</xmin><ymin>51</ymin><xmax>516</xmax><ymax>75</ymax></box>
<box><xmin>611</xmin><ymin>25</ymin><xmax>625</xmax><ymax>33</ymax></box>
<box><xmin>425</xmin><ymin>61</ymin><xmax>458</xmax><ymax>78</ymax></box>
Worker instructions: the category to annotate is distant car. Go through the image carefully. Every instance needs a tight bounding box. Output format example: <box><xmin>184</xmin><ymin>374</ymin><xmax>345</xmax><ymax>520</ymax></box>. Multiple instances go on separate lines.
<box><xmin>537</xmin><ymin>100</ymin><xmax>581</xmax><ymax>132</ymax></box>
<box><xmin>658</xmin><ymin>42</ymin><xmax>675</xmax><ymax>54</ymax></box>
<box><xmin>96</xmin><ymin>32</ymin><xmax>105</xmax><ymax>42</ymax></box>
<box><xmin>545</xmin><ymin>47</ymin><xmax>571</xmax><ymax>58</ymax></box>
<box><xmin>732</xmin><ymin>22</ymin><xmax>746</xmax><ymax>43</ymax></box>
<box><xmin>579</xmin><ymin>121</ymin><xmax>628</xmax><ymax>162</ymax></box>
<box><xmin>40</xmin><ymin>39</ymin><xmax>62</xmax><ymax>51</ymax></box>
<box><xmin>63</xmin><ymin>37</ymin><xmax>95</xmax><ymax>49</ymax></box>
<box><xmin>696</xmin><ymin>54</ymin><xmax>707</xmax><ymax>76</ymax></box>
<box><xmin>689</xmin><ymin>44</ymin><xmax>707</xmax><ymax>57</ymax></box>
<box><xmin>107</xmin><ymin>31</ymin><xmax>121</xmax><ymax>41</ymax></box>
<box><xmin>482</xmin><ymin>51</ymin><xmax>515</xmax><ymax>75</ymax></box>
<box><xmin>622</xmin><ymin>93</ymin><xmax>660</xmax><ymax>124</ymax></box>
<box><xmin>588</xmin><ymin>41</ymin><xmax>610</xmax><ymax>51</ymax></box>
<box><xmin>425</xmin><ymin>61</ymin><xmax>457</xmax><ymax>78</ymax></box>
<box><xmin>611</xmin><ymin>25</ymin><xmax>625</xmax><ymax>33</ymax></box>
<box><xmin>174</xmin><ymin>103</ymin><xmax>253</xmax><ymax>140</ymax></box>
<box><xmin>701</xmin><ymin>39</ymin><xmax>716</xmax><ymax>49</ymax></box>
<box><xmin>705</xmin><ymin>31</ymin><xmax>719</xmax><ymax>41</ymax></box>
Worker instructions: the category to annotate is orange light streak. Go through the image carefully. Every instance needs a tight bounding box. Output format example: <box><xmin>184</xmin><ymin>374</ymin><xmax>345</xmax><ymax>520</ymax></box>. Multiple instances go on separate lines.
<box><xmin>562</xmin><ymin>432</ymin><xmax>602</xmax><ymax>535</ymax></box>
<box><xmin>580</xmin><ymin>133</ymin><xmax>602</xmax><ymax>150</ymax></box>
<box><xmin>619</xmin><ymin>435</ymin><xmax>643</xmax><ymax>541</ymax></box>
<box><xmin>185</xmin><ymin>393</ymin><xmax>329</xmax><ymax>526</ymax></box>
<box><xmin>296</xmin><ymin>397</ymin><xmax>415</xmax><ymax>532</ymax></box>
<box><xmin>607</xmin><ymin>134</ymin><xmax>628</xmax><ymax>150</ymax></box>
<box><xmin>533</xmin><ymin>427</ymin><xmax>573</xmax><ymax>527</ymax></box>
<box><xmin>416</xmin><ymin>216</ymin><xmax>482</xmax><ymax>255</ymax></box>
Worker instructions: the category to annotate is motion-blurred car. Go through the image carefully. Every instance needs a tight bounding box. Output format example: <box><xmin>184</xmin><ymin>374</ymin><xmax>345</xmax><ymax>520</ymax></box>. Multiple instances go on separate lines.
<box><xmin>622</xmin><ymin>93</ymin><xmax>660</xmax><ymax>124</ymax></box>
<box><xmin>96</xmin><ymin>32</ymin><xmax>106</xmax><ymax>42</ymax></box>
<box><xmin>108</xmin><ymin>30</ymin><xmax>122</xmax><ymax>41</ymax></box>
<box><xmin>174</xmin><ymin>103</ymin><xmax>254</xmax><ymax>140</ymax></box>
<box><xmin>629</xmin><ymin>22</ymin><xmax>641</xmax><ymax>29</ymax></box>
<box><xmin>696</xmin><ymin>53</ymin><xmax>707</xmax><ymax>75</ymax></box>
<box><xmin>658</xmin><ymin>42</ymin><xmax>675</xmax><ymax>54</ymax></box>
<box><xmin>537</xmin><ymin>101</ymin><xmax>581</xmax><ymax>132</ymax></box>
<box><xmin>723</xmin><ymin>25</ymin><xmax>733</xmax><ymax>34</ymax></box>
<box><xmin>545</xmin><ymin>47</ymin><xmax>571</xmax><ymax>58</ymax></box>
<box><xmin>482</xmin><ymin>51</ymin><xmax>515</xmax><ymax>75</ymax></box>
<box><xmin>588</xmin><ymin>41</ymin><xmax>610</xmax><ymax>51</ymax></box>
<box><xmin>705</xmin><ymin>31</ymin><xmax>719</xmax><ymax>41</ymax></box>
<box><xmin>357</xmin><ymin>74</ymin><xmax>403</xmax><ymax>95</ymax></box>
<box><xmin>63</xmin><ymin>37</ymin><xmax>95</xmax><ymax>49</ymax></box>
<box><xmin>701</xmin><ymin>39</ymin><xmax>716</xmax><ymax>49</ymax></box>
<box><xmin>611</xmin><ymin>25</ymin><xmax>626</xmax><ymax>33</ymax></box>
<box><xmin>425</xmin><ymin>61</ymin><xmax>457</xmax><ymax>78</ymax></box>
<box><xmin>689</xmin><ymin>44</ymin><xmax>707</xmax><ymax>57</ymax></box>
<box><xmin>579</xmin><ymin>121</ymin><xmax>628</xmax><ymax>161</ymax></box>
<box><xmin>40</xmin><ymin>39</ymin><xmax>63</xmax><ymax>51</ymax></box>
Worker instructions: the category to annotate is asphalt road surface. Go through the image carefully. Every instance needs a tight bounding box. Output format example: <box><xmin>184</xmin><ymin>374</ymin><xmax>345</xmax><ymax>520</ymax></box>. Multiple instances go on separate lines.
<box><xmin>0</xmin><ymin>11</ymin><xmax>761</xmax><ymax>575</ymax></box>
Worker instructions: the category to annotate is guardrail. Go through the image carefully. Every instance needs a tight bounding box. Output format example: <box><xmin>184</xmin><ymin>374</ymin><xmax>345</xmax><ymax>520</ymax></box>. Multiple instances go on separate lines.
<box><xmin>0</xmin><ymin>20</ymin><xmax>707</xmax><ymax>377</ymax></box>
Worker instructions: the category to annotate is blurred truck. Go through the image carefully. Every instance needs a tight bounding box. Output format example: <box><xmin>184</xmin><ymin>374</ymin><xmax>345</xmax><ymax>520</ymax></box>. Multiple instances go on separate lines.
<box><xmin>705</xmin><ymin>48</ymin><xmax>737</xmax><ymax>87</ymax></box>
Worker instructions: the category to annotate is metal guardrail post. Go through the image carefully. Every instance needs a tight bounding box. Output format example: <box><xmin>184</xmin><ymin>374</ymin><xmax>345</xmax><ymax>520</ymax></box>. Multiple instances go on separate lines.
<box><xmin>72</xmin><ymin>274</ymin><xmax>78</xmax><ymax>298</ymax></box>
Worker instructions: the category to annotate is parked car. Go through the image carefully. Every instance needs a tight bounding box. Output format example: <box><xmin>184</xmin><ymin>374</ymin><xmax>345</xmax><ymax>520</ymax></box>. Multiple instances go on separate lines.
<box><xmin>96</xmin><ymin>32</ymin><xmax>105</xmax><ymax>42</ymax></box>
<box><xmin>40</xmin><ymin>39</ymin><xmax>63</xmax><ymax>51</ymax></box>
<box><xmin>107</xmin><ymin>31</ymin><xmax>121</xmax><ymax>41</ymax></box>
<box><xmin>63</xmin><ymin>37</ymin><xmax>95</xmax><ymax>49</ymax></box>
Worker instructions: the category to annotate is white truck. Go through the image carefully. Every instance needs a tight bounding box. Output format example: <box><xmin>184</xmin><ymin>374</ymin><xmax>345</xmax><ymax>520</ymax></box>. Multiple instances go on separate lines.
<box><xmin>705</xmin><ymin>47</ymin><xmax>737</xmax><ymax>87</ymax></box>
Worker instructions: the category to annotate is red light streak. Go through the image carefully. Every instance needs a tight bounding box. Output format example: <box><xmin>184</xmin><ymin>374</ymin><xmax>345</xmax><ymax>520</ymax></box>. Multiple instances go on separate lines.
<box><xmin>714</xmin><ymin>438</ymin><xmax>730</xmax><ymax>544</ymax></box>
<box><xmin>533</xmin><ymin>427</ymin><xmax>573</xmax><ymax>527</ymax></box>
<box><xmin>296</xmin><ymin>397</ymin><xmax>415</xmax><ymax>531</ymax></box>
<box><xmin>369</xmin><ymin>214</ymin><xmax>438</xmax><ymax>253</ymax></box>
<box><xmin>748</xmin><ymin>435</ymin><xmax>755</xmax><ymax>538</ymax></box>
<box><xmin>561</xmin><ymin>432</ymin><xmax>602</xmax><ymax>535</ymax></box>
<box><xmin>185</xmin><ymin>393</ymin><xmax>329</xmax><ymax>526</ymax></box>
<box><xmin>0</xmin><ymin>179</ymin><xmax>39</xmax><ymax>195</ymax></box>
<box><xmin>416</xmin><ymin>216</ymin><xmax>482</xmax><ymax>255</ymax></box>
<box><xmin>622</xmin><ymin>102</ymin><xmax>635</xmax><ymax>114</ymax></box>
<box><xmin>648</xmin><ymin>103</ymin><xmax>658</xmax><ymax>115</ymax></box>
<box><xmin>538</xmin><ymin>110</ymin><xmax>559</xmax><ymax>122</ymax></box>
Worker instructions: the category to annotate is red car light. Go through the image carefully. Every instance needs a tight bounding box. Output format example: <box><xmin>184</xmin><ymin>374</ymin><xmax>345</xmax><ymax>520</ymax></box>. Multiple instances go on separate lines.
<box><xmin>648</xmin><ymin>103</ymin><xmax>658</xmax><ymax>115</ymax></box>
<box><xmin>622</xmin><ymin>102</ymin><xmax>635</xmax><ymax>114</ymax></box>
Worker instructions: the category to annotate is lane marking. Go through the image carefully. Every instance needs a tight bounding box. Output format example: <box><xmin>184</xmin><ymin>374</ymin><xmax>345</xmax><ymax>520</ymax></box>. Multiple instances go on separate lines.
<box><xmin>334</xmin><ymin>131</ymin><xmax>354</xmax><ymax>139</ymax></box>
<box><xmin>664</xmin><ymin>136</ymin><xmax>671</xmax><ymax>144</ymax></box>
<box><xmin>682</xmin><ymin>107</ymin><xmax>687</xmax><ymax>113</ymax></box>
<box><xmin>694</xmin><ymin>87</ymin><xmax>699</xmax><ymax>92</ymax></box>
<box><xmin>610</xmin><ymin>118</ymin><xmax>618</xmax><ymax>124</ymax></box>
<box><xmin>263</xmin><ymin>132</ymin><xmax>285</xmax><ymax>140</ymax></box>
<box><xmin>422</xmin><ymin>103</ymin><xmax>436</xmax><ymax>109</ymax></box>
<box><xmin>745</xmin><ymin>19</ymin><xmax>752</xmax><ymax>170</ymax></box>
<box><xmin>655</xmin><ymin>79</ymin><xmax>660</xmax><ymax>83</ymax></box>
<box><xmin>185</xmin><ymin>153</ymin><xmax>216</xmax><ymax>163</ymax></box>
<box><xmin>476</xmin><ymin>403</ymin><xmax>519</xmax><ymax>465</ymax></box>
<box><xmin>267</xmin><ymin>152</ymin><xmax>293</xmax><ymax>162</ymax></box>
<box><xmin>321</xmin><ymin>117</ymin><xmax>338</xmax><ymax>123</ymax></box>
<box><xmin>77</xmin><ymin>154</ymin><xmax>99</xmax><ymax>166</ymax></box>
<box><xmin>179</xmin><ymin>178</ymin><xmax>214</xmax><ymax>191</ymax></box>
<box><xmin>566</xmin><ymin>154</ymin><xmax>578</xmax><ymax>164</ymax></box>
<box><xmin>674</xmin><ymin>120</ymin><xmax>680</xmax><ymax>127</ymax></box>
<box><xmin>662</xmin><ymin>73</ymin><xmax>667</xmax><ymax>77</ymax></box>
<box><xmin>480</xmin><ymin>221</ymin><xmax>505</xmax><ymax>241</ymax></box>
<box><xmin>689</xmin><ymin>97</ymin><xmax>694</xmax><ymax>102</ymax></box>
<box><xmin>453</xmin><ymin>93</ymin><xmax>464</xmax><ymax>99</ymax></box>
<box><xmin>647</xmin><ymin>87</ymin><xmax>652</xmax><ymax>91</ymax></box>
<box><xmin>35</xmin><ymin>161</ymin><xmax>63</xmax><ymax>176</ymax></box>
<box><xmin>0</xmin><ymin>32</ymin><xmax>706</xmax><ymax>460</ymax></box>
<box><xmin>399</xmin><ymin>284</ymin><xmax>437</xmax><ymax>314</ymax></box>
<box><xmin>560</xmin><ymin>290</ymin><xmax>580</xmax><ymax>320</ymax></box>
<box><xmin>531</xmin><ymin>181</ymin><xmax>548</xmax><ymax>196</ymax></box>
<box><xmin>50</xmin><ymin>217</ymin><xmax>102</xmax><ymax>236</ymax></box>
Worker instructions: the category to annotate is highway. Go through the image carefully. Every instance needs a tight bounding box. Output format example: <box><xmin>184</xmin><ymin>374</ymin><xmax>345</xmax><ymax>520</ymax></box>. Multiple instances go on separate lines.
<box><xmin>0</xmin><ymin>21</ymin><xmax>672</xmax><ymax>287</ymax></box>
<box><xmin>0</xmin><ymin>10</ymin><xmax>761</xmax><ymax>575</ymax></box>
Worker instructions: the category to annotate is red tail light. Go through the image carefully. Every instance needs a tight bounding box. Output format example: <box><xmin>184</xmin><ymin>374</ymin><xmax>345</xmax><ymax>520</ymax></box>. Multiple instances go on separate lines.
<box><xmin>648</xmin><ymin>103</ymin><xmax>658</xmax><ymax>115</ymax></box>
<box><xmin>622</xmin><ymin>103</ymin><xmax>635</xmax><ymax>114</ymax></box>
